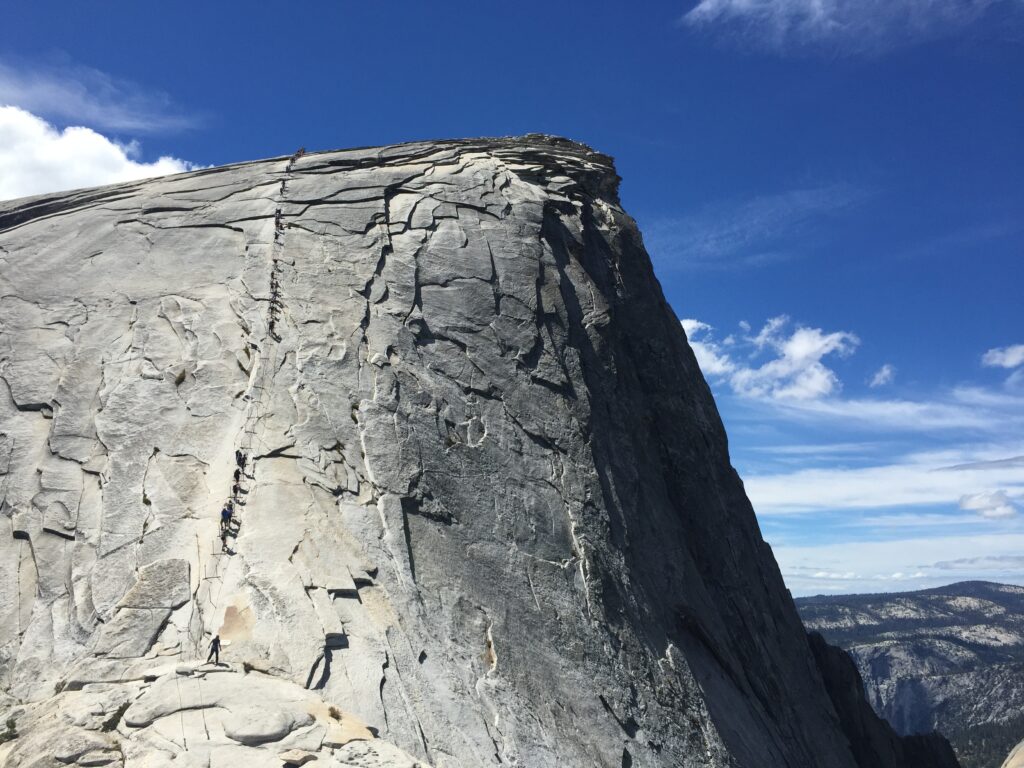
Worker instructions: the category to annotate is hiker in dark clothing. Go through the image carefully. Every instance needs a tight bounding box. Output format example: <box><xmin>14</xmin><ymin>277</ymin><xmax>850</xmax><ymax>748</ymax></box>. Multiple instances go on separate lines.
<box><xmin>220</xmin><ymin>503</ymin><xmax>233</xmax><ymax>533</ymax></box>
<box><xmin>231</xmin><ymin>467</ymin><xmax>245</xmax><ymax>499</ymax></box>
<box><xmin>207</xmin><ymin>635</ymin><xmax>221</xmax><ymax>664</ymax></box>
<box><xmin>235</xmin><ymin>450</ymin><xmax>246</xmax><ymax>469</ymax></box>
<box><xmin>220</xmin><ymin>531</ymin><xmax>230</xmax><ymax>554</ymax></box>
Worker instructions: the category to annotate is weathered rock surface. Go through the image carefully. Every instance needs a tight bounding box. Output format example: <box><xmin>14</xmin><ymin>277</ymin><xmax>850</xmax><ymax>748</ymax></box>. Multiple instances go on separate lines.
<box><xmin>0</xmin><ymin>135</ymin><xmax>958</xmax><ymax>767</ymax></box>
<box><xmin>798</xmin><ymin>581</ymin><xmax>1024</xmax><ymax>768</ymax></box>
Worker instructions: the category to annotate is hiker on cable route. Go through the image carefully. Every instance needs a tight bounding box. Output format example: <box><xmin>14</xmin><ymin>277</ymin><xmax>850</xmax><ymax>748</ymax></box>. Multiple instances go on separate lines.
<box><xmin>207</xmin><ymin>635</ymin><xmax>221</xmax><ymax>664</ymax></box>
<box><xmin>220</xmin><ymin>502</ymin><xmax>233</xmax><ymax>534</ymax></box>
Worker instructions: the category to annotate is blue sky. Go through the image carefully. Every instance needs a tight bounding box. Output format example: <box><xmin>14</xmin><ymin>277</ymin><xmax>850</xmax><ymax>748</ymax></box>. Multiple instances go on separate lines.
<box><xmin>1</xmin><ymin>1</ymin><xmax>1022</xmax><ymax>595</ymax></box>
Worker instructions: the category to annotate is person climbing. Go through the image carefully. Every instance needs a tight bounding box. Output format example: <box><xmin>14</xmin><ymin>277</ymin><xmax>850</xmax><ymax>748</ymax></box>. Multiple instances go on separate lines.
<box><xmin>235</xmin><ymin>450</ymin><xmax>246</xmax><ymax>469</ymax></box>
<box><xmin>220</xmin><ymin>503</ymin><xmax>233</xmax><ymax>533</ymax></box>
<box><xmin>232</xmin><ymin>468</ymin><xmax>245</xmax><ymax>495</ymax></box>
<box><xmin>220</xmin><ymin>530</ymin><xmax>229</xmax><ymax>554</ymax></box>
<box><xmin>207</xmin><ymin>635</ymin><xmax>221</xmax><ymax>664</ymax></box>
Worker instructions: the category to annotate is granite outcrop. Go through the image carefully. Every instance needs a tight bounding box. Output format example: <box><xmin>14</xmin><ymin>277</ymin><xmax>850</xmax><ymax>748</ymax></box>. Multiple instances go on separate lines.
<box><xmin>0</xmin><ymin>135</ymin><xmax>959</xmax><ymax>767</ymax></box>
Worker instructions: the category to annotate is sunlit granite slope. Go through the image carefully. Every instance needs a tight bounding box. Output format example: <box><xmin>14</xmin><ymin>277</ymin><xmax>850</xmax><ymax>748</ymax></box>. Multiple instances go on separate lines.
<box><xmin>0</xmin><ymin>135</ymin><xmax>959</xmax><ymax>767</ymax></box>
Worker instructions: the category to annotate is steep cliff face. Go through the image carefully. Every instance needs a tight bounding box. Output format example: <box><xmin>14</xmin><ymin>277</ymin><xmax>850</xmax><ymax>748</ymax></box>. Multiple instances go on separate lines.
<box><xmin>0</xmin><ymin>135</ymin><xmax>956</xmax><ymax>768</ymax></box>
<box><xmin>807</xmin><ymin>632</ymin><xmax>961</xmax><ymax>768</ymax></box>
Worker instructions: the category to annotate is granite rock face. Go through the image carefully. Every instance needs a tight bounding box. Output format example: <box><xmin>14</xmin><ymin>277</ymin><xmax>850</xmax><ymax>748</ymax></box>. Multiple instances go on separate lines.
<box><xmin>807</xmin><ymin>632</ymin><xmax>961</xmax><ymax>768</ymax></box>
<box><xmin>0</xmin><ymin>135</ymin><xmax>955</xmax><ymax>767</ymax></box>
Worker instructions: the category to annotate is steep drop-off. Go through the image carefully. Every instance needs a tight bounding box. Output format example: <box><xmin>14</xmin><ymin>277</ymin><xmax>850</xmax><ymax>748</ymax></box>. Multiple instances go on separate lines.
<box><xmin>798</xmin><ymin>581</ymin><xmax>1024</xmax><ymax>768</ymax></box>
<box><xmin>0</xmin><ymin>136</ymin><xmax>956</xmax><ymax>768</ymax></box>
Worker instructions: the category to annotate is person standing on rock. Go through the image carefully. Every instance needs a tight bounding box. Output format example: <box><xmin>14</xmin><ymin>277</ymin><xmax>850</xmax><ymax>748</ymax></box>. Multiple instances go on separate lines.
<box><xmin>207</xmin><ymin>635</ymin><xmax>221</xmax><ymax>664</ymax></box>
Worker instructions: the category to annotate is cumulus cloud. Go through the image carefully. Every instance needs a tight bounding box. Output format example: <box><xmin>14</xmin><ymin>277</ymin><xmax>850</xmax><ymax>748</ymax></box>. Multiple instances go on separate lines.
<box><xmin>869</xmin><ymin>364</ymin><xmax>895</xmax><ymax>388</ymax></box>
<box><xmin>682</xmin><ymin>318</ymin><xmax>737</xmax><ymax>376</ymax></box>
<box><xmin>0</xmin><ymin>107</ymin><xmax>195</xmax><ymax>201</ymax></box>
<box><xmin>736</xmin><ymin>322</ymin><xmax>858</xmax><ymax>399</ymax></box>
<box><xmin>682</xmin><ymin>0</ymin><xmax>1015</xmax><ymax>53</ymax></box>
<box><xmin>959</xmin><ymin>490</ymin><xmax>1018</xmax><ymax>519</ymax></box>
<box><xmin>0</xmin><ymin>59</ymin><xmax>195</xmax><ymax>134</ymax></box>
<box><xmin>685</xmin><ymin>317</ymin><xmax>1024</xmax><ymax>432</ymax></box>
<box><xmin>983</xmin><ymin>344</ymin><xmax>1024</xmax><ymax>369</ymax></box>
<box><xmin>682</xmin><ymin>315</ymin><xmax>858</xmax><ymax>401</ymax></box>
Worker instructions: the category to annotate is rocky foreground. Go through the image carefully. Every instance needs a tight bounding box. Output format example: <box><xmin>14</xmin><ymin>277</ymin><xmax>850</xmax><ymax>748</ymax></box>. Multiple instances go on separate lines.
<box><xmin>798</xmin><ymin>581</ymin><xmax>1024</xmax><ymax>768</ymax></box>
<box><xmin>0</xmin><ymin>135</ymin><xmax>959</xmax><ymax>767</ymax></box>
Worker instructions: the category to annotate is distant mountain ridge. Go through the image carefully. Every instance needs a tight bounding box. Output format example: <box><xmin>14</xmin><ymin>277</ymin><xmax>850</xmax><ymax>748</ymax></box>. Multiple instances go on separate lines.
<box><xmin>797</xmin><ymin>581</ymin><xmax>1024</xmax><ymax>768</ymax></box>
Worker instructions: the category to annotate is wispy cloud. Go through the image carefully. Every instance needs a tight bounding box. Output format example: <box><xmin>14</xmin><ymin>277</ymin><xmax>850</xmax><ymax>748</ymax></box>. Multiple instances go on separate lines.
<box><xmin>869</xmin><ymin>364</ymin><xmax>895</xmax><ymax>388</ymax></box>
<box><xmin>940</xmin><ymin>455</ymin><xmax>1024</xmax><ymax>471</ymax></box>
<box><xmin>0</xmin><ymin>107</ymin><xmax>196</xmax><ymax>201</ymax></box>
<box><xmin>931</xmin><ymin>554</ymin><xmax>1024</xmax><ymax>572</ymax></box>
<box><xmin>746</xmin><ymin>446</ymin><xmax>1024</xmax><ymax>515</ymax></box>
<box><xmin>0</xmin><ymin>58</ymin><xmax>196</xmax><ymax>134</ymax></box>
<box><xmin>646</xmin><ymin>183</ymin><xmax>865</xmax><ymax>270</ymax></box>
<box><xmin>681</xmin><ymin>0</ymin><xmax>1018</xmax><ymax>54</ymax></box>
<box><xmin>777</xmin><ymin>531</ymin><xmax>1024</xmax><ymax>595</ymax></box>
<box><xmin>767</xmin><ymin>392</ymin><xmax>1020</xmax><ymax>432</ymax></box>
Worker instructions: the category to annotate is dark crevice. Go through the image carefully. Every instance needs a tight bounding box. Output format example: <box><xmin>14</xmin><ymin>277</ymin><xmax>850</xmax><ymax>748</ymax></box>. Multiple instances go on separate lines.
<box><xmin>400</xmin><ymin>502</ymin><xmax>417</xmax><ymax>583</ymax></box>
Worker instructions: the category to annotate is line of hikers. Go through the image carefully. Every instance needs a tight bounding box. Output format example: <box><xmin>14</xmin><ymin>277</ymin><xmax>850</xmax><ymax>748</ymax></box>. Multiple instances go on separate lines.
<box><xmin>284</xmin><ymin>146</ymin><xmax>305</xmax><ymax>174</ymax></box>
<box><xmin>268</xmin><ymin>206</ymin><xmax>285</xmax><ymax>341</ymax></box>
<box><xmin>268</xmin><ymin>256</ymin><xmax>283</xmax><ymax>342</ymax></box>
<box><xmin>219</xmin><ymin>450</ymin><xmax>248</xmax><ymax>553</ymax></box>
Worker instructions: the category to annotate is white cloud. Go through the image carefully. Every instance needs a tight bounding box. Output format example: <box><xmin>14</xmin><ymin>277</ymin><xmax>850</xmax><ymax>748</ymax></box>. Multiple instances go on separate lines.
<box><xmin>682</xmin><ymin>318</ymin><xmax>737</xmax><ymax>375</ymax></box>
<box><xmin>0</xmin><ymin>59</ymin><xmax>195</xmax><ymax>134</ymax></box>
<box><xmin>745</xmin><ymin>446</ymin><xmax>1024</xmax><ymax>515</ymax></box>
<box><xmin>0</xmin><ymin>107</ymin><xmax>195</xmax><ymax>201</ymax></box>
<box><xmin>776</xmin><ymin>531</ymin><xmax>1024</xmax><ymax>595</ymax></box>
<box><xmin>769</xmin><ymin>393</ymin><xmax>1007</xmax><ymax>431</ymax></box>
<box><xmin>736</xmin><ymin>321</ymin><xmax>859</xmax><ymax>400</ymax></box>
<box><xmin>682</xmin><ymin>0</ymin><xmax>1013</xmax><ymax>53</ymax></box>
<box><xmin>931</xmin><ymin>555</ymin><xmax>1024</xmax><ymax>572</ymax></box>
<box><xmin>752</xmin><ymin>441</ymin><xmax>880</xmax><ymax>456</ymax></box>
<box><xmin>687</xmin><ymin>317</ymin><xmax>1024</xmax><ymax>431</ymax></box>
<box><xmin>682</xmin><ymin>315</ymin><xmax>858</xmax><ymax>401</ymax></box>
<box><xmin>941</xmin><ymin>455</ymin><xmax>1024</xmax><ymax>471</ymax></box>
<box><xmin>869</xmin><ymin>363</ymin><xmax>895</xmax><ymax>388</ymax></box>
<box><xmin>959</xmin><ymin>490</ymin><xmax>1018</xmax><ymax>519</ymax></box>
<box><xmin>983</xmin><ymin>344</ymin><xmax>1024</xmax><ymax>369</ymax></box>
